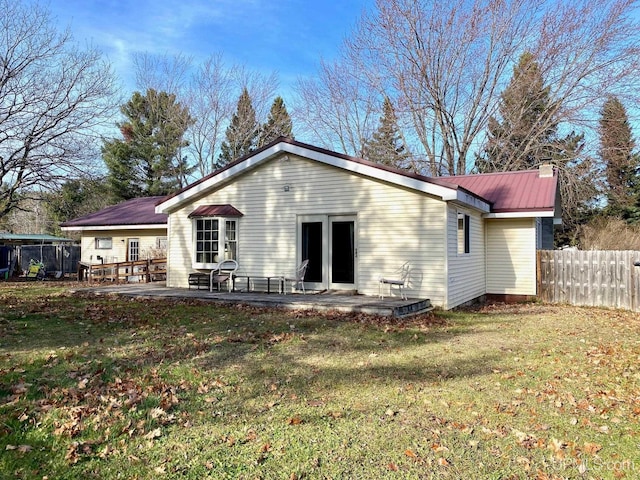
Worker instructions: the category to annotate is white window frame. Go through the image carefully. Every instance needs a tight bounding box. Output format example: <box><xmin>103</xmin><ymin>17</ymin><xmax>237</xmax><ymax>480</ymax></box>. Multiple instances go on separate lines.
<box><xmin>156</xmin><ymin>236</ymin><xmax>168</xmax><ymax>250</ymax></box>
<box><xmin>128</xmin><ymin>238</ymin><xmax>140</xmax><ymax>262</ymax></box>
<box><xmin>192</xmin><ymin>217</ymin><xmax>238</xmax><ymax>269</ymax></box>
<box><xmin>457</xmin><ymin>212</ymin><xmax>470</xmax><ymax>255</ymax></box>
<box><xmin>95</xmin><ymin>237</ymin><xmax>113</xmax><ymax>250</ymax></box>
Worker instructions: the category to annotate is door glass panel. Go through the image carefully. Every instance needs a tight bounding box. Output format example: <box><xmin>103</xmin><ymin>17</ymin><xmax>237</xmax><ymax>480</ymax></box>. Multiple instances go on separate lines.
<box><xmin>331</xmin><ymin>221</ymin><xmax>354</xmax><ymax>284</ymax></box>
<box><xmin>128</xmin><ymin>238</ymin><xmax>140</xmax><ymax>261</ymax></box>
<box><xmin>302</xmin><ymin>222</ymin><xmax>323</xmax><ymax>283</ymax></box>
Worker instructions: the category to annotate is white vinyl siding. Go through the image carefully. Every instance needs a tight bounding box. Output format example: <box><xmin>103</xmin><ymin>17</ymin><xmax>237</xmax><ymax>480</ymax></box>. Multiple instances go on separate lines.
<box><xmin>166</xmin><ymin>154</ymin><xmax>449</xmax><ymax>306</ymax></box>
<box><xmin>486</xmin><ymin>218</ymin><xmax>537</xmax><ymax>295</ymax></box>
<box><xmin>446</xmin><ymin>205</ymin><xmax>485</xmax><ymax>309</ymax></box>
<box><xmin>80</xmin><ymin>228</ymin><xmax>167</xmax><ymax>264</ymax></box>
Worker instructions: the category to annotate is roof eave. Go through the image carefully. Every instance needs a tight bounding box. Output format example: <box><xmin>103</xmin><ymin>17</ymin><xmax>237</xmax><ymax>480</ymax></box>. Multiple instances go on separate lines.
<box><xmin>156</xmin><ymin>139</ymin><xmax>489</xmax><ymax>213</ymax></box>
<box><xmin>484</xmin><ymin>209</ymin><xmax>556</xmax><ymax>219</ymax></box>
<box><xmin>61</xmin><ymin>223</ymin><xmax>167</xmax><ymax>232</ymax></box>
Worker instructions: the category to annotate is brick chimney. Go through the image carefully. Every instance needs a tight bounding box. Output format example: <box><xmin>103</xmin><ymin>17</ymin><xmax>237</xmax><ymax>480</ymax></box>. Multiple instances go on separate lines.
<box><xmin>539</xmin><ymin>164</ymin><xmax>554</xmax><ymax>178</ymax></box>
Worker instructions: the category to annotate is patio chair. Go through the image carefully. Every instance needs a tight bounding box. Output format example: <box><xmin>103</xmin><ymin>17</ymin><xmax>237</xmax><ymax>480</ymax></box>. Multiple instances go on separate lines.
<box><xmin>282</xmin><ymin>259</ymin><xmax>309</xmax><ymax>294</ymax></box>
<box><xmin>210</xmin><ymin>259</ymin><xmax>239</xmax><ymax>292</ymax></box>
<box><xmin>379</xmin><ymin>262</ymin><xmax>410</xmax><ymax>300</ymax></box>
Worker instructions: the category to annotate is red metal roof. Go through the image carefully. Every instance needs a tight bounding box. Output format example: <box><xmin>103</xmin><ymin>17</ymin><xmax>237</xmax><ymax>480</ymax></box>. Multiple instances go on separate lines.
<box><xmin>60</xmin><ymin>196</ymin><xmax>168</xmax><ymax>228</ymax></box>
<box><xmin>188</xmin><ymin>205</ymin><xmax>244</xmax><ymax>218</ymax></box>
<box><xmin>435</xmin><ymin>169</ymin><xmax>558</xmax><ymax>212</ymax></box>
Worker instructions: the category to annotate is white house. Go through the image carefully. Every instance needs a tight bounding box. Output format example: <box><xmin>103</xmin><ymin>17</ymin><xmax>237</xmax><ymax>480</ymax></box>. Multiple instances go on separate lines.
<box><xmin>155</xmin><ymin>138</ymin><xmax>560</xmax><ymax>309</ymax></box>
<box><xmin>60</xmin><ymin>196</ymin><xmax>168</xmax><ymax>265</ymax></box>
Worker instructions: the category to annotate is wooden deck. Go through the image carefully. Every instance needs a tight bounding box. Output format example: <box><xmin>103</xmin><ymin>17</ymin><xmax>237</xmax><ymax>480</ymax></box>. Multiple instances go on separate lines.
<box><xmin>71</xmin><ymin>283</ymin><xmax>433</xmax><ymax>318</ymax></box>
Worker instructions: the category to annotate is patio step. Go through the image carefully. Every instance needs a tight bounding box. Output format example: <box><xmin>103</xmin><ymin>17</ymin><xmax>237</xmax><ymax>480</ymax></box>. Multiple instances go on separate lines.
<box><xmin>392</xmin><ymin>298</ymin><xmax>433</xmax><ymax>317</ymax></box>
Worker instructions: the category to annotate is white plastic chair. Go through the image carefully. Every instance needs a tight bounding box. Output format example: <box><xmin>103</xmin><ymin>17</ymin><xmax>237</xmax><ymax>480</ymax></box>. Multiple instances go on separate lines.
<box><xmin>379</xmin><ymin>262</ymin><xmax>410</xmax><ymax>300</ymax></box>
<box><xmin>210</xmin><ymin>259</ymin><xmax>239</xmax><ymax>292</ymax></box>
<box><xmin>282</xmin><ymin>259</ymin><xmax>309</xmax><ymax>294</ymax></box>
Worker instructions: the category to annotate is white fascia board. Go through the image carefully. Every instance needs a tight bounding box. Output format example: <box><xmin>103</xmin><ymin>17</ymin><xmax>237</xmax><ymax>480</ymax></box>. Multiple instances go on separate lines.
<box><xmin>451</xmin><ymin>190</ymin><xmax>491</xmax><ymax>213</ymax></box>
<box><xmin>156</xmin><ymin>143</ymin><xmax>288</xmax><ymax>213</ymax></box>
<box><xmin>60</xmin><ymin>224</ymin><xmax>167</xmax><ymax>232</ymax></box>
<box><xmin>155</xmin><ymin>141</ymin><xmax>489</xmax><ymax>213</ymax></box>
<box><xmin>484</xmin><ymin>210</ymin><xmax>555</xmax><ymax>219</ymax></box>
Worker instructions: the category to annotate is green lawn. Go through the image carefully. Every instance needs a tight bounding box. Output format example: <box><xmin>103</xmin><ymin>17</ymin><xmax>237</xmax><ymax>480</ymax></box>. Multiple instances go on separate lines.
<box><xmin>1</xmin><ymin>282</ymin><xmax>638</xmax><ymax>479</ymax></box>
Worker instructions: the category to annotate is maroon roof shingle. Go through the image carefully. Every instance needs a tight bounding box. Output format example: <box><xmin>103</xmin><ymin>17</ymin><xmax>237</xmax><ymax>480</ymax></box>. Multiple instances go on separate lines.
<box><xmin>60</xmin><ymin>196</ymin><xmax>168</xmax><ymax>228</ymax></box>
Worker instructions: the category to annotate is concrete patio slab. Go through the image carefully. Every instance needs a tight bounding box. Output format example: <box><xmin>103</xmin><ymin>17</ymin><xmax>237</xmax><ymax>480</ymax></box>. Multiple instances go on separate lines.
<box><xmin>70</xmin><ymin>283</ymin><xmax>433</xmax><ymax>317</ymax></box>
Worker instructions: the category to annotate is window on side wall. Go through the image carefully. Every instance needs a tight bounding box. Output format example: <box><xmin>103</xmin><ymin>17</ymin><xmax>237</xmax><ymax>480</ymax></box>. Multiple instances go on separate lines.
<box><xmin>457</xmin><ymin>212</ymin><xmax>470</xmax><ymax>255</ymax></box>
<box><xmin>95</xmin><ymin>237</ymin><xmax>112</xmax><ymax>249</ymax></box>
<box><xmin>193</xmin><ymin>218</ymin><xmax>237</xmax><ymax>268</ymax></box>
<box><xmin>156</xmin><ymin>237</ymin><xmax>168</xmax><ymax>250</ymax></box>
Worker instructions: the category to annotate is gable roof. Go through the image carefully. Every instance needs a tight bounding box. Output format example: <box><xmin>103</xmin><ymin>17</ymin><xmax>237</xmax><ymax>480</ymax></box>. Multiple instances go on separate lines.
<box><xmin>60</xmin><ymin>196</ymin><xmax>168</xmax><ymax>231</ymax></box>
<box><xmin>156</xmin><ymin>137</ymin><xmax>491</xmax><ymax>214</ymax></box>
<box><xmin>155</xmin><ymin>137</ymin><xmax>559</xmax><ymax>218</ymax></box>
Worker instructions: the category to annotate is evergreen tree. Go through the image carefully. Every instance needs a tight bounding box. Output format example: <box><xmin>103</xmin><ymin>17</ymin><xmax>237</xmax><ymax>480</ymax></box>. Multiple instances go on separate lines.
<box><xmin>103</xmin><ymin>89</ymin><xmax>194</xmax><ymax>201</ymax></box>
<box><xmin>476</xmin><ymin>52</ymin><xmax>598</xmax><ymax>245</ymax></box>
<box><xmin>598</xmin><ymin>95</ymin><xmax>640</xmax><ymax>219</ymax></box>
<box><xmin>218</xmin><ymin>88</ymin><xmax>259</xmax><ymax>167</ymax></box>
<box><xmin>362</xmin><ymin>97</ymin><xmax>411</xmax><ymax>169</ymax></box>
<box><xmin>45</xmin><ymin>177</ymin><xmax>112</xmax><ymax>235</ymax></box>
<box><xmin>476</xmin><ymin>52</ymin><xmax>557</xmax><ymax>173</ymax></box>
<box><xmin>259</xmin><ymin>96</ymin><xmax>293</xmax><ymax>147</ymax></box>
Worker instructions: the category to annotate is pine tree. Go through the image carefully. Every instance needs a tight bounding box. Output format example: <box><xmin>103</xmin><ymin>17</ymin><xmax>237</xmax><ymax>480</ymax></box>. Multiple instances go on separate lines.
<box><xmin>476</xmin><ymin>52</ymin><xmax>557</xmax><ymax>173</ymax></box>
<box><xmin>259</xmin><ymin>96</ymin><xmax>293</xmax><ymax>147</ymax></box>
<box><xmin>218</xmin><ymin>88</ymin><xmax>259</xmax><ymax>167</ymax></box>
<box><xmin>476</xmin><ymin>52</ymin><xmax>598</xmax><ymax>245</ymax></box>
<box><xmin>103</xmin><ymin>89</ymin><xmax>194</xmax><ymax>201</ymax></box>
<box><xmin>598</xmin><ymin>95</ymin><xmax>640</xmax><ymax>219</ymax></box>
<box><xmin>362</xmin><ymin>97</ymin><xmax>410</xmax><ymax>169</ymax></box>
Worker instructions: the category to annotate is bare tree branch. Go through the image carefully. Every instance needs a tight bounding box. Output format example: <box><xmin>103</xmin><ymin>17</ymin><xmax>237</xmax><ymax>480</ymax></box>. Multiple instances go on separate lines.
<box><xmin>0</xmin><ymin>0</ymin><xmax>117</xmax><ymax>221</ymax></box>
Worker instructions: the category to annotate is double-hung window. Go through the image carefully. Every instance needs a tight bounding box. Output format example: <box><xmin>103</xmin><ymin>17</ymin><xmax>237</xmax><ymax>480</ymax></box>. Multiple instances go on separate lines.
<box><xmin>457</xmin><ymin>212</ymin><xmax>470</xmax><ymax>255</ymax></box>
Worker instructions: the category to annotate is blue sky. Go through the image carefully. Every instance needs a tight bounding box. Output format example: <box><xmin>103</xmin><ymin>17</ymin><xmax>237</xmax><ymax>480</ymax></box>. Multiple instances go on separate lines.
<box><xmin>49</xmin><ymin>0</ymin><xmax>373</xmax><ymax>96</ymax></box>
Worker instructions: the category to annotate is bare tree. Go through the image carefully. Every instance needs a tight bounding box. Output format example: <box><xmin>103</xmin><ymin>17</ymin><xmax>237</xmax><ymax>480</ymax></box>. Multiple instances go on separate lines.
<box><xmin>295</xmin><ymin>58</ymin><xmax>379</xmax><ymax>156</ymax></box>
<box><xmin>318</xmin><ymin>0</ymin><xmax>640</xmax><ymax>176</ymax></box>
<box><xmin>133</xmin><ymin>52</ymin><xmax>193</xmax><ymax>96</ymax></box>
<box><xmin>0</xmin><ymin>0</ymin><xmax>117</xmax><ymax>222</ymax></box>
<box><xmin>187</xmin><ymin>54</ymin><xmax>236</xmax><ymax>177</ymax></box>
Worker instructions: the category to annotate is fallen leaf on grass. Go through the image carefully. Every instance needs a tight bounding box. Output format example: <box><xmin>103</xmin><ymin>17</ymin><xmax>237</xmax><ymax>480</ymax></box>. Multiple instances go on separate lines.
<box><xmin>287</xmin><ymin>416</ymin><xmax>303</xmax><ymax>425</ymax></box>
<box><xmin>404</xmin><ymin>449</ymin><xmax>417</xmax><ymax>458</ymax></box>
<box><xmin>583</xmin><ymin>442</ymin><xmax>602</xmax><ymax>455</ymax></box>
<box><xmin>144</xmin><ymin>428</ymin><xmax>162</xmax><ymax>440</ymax></box>
<box><xmin>437</xmin><ymin>457</ymin><xmax>450</xmax><ymax>467</ymax></box>
<box><xmin>387</xmin><ymin>462</ymin><xmax>399</xmax><ymax>471</ymax></box>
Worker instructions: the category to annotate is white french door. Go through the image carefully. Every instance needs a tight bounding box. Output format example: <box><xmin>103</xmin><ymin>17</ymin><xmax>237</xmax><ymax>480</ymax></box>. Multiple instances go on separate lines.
<box><xmin>298</xmin><ymin>215</ymin><xmax>357</xmax><ymax>291</ymax></box>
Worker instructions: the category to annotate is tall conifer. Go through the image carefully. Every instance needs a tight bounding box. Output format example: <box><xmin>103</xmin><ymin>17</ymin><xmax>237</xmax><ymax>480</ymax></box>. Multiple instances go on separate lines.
<box><xmin>259</xmin><ymin>96</ymin><xmax>293</xmax><ymax>147</ymax></box>
<box><xmin>218</xmin><ymin>88</ymin><xmax>259</xmax><ymax>167</ymax></box>
<box><xmin>362</xmin><ymin>97</ymin><xmax>410</xmax><ymax>169</ymax></box>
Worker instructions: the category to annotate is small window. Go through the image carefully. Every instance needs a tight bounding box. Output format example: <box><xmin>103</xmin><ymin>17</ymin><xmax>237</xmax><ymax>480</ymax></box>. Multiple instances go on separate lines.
<box><xmin>95</xmin><ymin>237</ymin><xmax>112</xmax><ymax>249</ymax></box>
<box><xmin>457</xmin><ymin>213</ymin><xmax>470</xmax><ymax>255</ymax></box>
<box><xmin>225</xmin><ymin>220</ymin><xmax>237</xmax><ymax>260</ymax></box>
<box><xmin>156</xmin><ymin>237</ymin><xmax>168</xmax><ymax>250</ymax></box>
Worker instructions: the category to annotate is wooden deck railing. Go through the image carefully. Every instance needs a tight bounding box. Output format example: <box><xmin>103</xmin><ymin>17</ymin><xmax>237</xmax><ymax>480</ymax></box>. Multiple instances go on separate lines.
<box><xmin>80</xmin><ymin>258</ymin><xmax>167</xmax><ymax>283</ymax></box>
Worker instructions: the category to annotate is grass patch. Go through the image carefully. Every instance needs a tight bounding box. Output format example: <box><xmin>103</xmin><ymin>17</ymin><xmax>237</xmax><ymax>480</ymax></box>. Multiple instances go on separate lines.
<box><xmin>1</xmin><ymin>283</ymin><xmax>639</xmax><ymax>479</ymax></box>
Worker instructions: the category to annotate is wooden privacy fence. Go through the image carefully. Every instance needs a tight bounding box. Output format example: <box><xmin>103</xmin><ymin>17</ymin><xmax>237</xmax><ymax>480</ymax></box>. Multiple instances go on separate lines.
<box><xmin>537</xmin><ymin>250</ymin><xmax>640</xmax><ymax>311</ymax></box>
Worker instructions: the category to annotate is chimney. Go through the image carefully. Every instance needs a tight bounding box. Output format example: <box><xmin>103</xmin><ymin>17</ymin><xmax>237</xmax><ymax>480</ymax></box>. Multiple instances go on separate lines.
<box><xmin>539</xmin><ymin>164</ymin><xmax>554</xmax><ymax>178</ymax></box>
